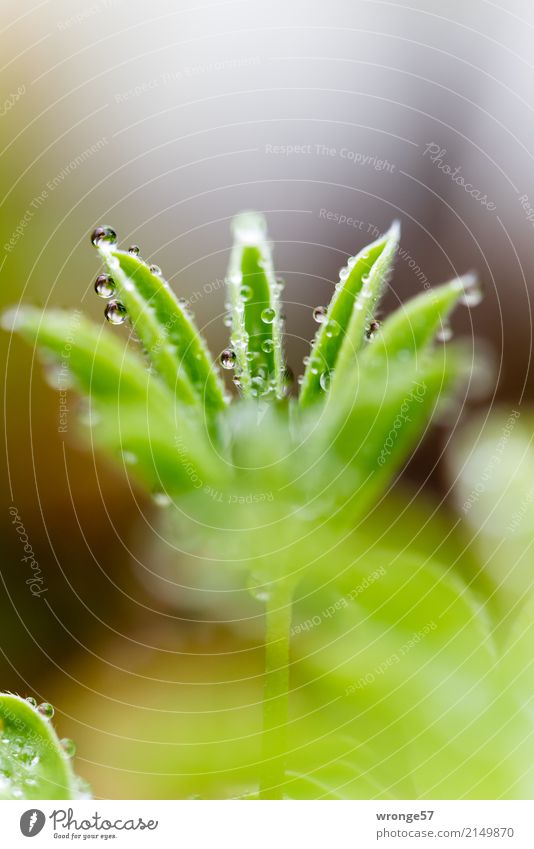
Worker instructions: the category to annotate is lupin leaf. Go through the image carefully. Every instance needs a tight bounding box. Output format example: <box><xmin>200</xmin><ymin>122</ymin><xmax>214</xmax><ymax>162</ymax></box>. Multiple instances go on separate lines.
<box><xmin>363</xmin><ymin>273</ymin><xmax>478</xmax><ymax>364</ymax></box>
<box><xmin>4</xmin><ymin>306</ymin><xmax>162</xmax><ymax>401</ymax></box>
<box><xmin>226</xmin><ymin>212</ymin><xmax>285</xmax><ymax>399</ymax></box>
<box><xmin>4</xmin><ymin>307</ymin><xmax>227</xmax><ymax>496</ymax></box>
<box><xmin>329</xmin><ymin>221</ymin><xmax>400</xmax><ymax>396</ymax></box>
<box><xmin>98</xmin><ymin>247</ymin><xmax>227</xmax><ymax>414</ymax></box>
<box><xmin>299</xmin><ymin>223</ymin><xmax>399</xmax><ymax>406</ymax></box>
<box><xmin>0</xmin><ymin>693</ymin><xmax>86</xmax><ymax>800</ymax></box>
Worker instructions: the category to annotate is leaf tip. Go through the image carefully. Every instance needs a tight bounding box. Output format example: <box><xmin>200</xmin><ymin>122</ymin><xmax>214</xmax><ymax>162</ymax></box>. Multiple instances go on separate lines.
<box><xmin>231</xmin><ymin>211</ymin><xmax>267</xmax><ymax>246</ymax></box>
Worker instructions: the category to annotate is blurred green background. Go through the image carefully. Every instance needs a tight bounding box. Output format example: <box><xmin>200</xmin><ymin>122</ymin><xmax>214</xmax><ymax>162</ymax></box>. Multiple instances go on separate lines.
<box><xmin>2</xmin><ymin>0</ymin><xmax>534</xmax><ymax>797</ymax></box>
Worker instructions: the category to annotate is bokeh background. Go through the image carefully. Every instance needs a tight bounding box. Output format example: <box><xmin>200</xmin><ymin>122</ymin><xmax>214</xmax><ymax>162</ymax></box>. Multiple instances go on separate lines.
<box><xmin>1</xmin><ymin>0</ymin><xmax>534</xmax><ymax>798</ymax></box>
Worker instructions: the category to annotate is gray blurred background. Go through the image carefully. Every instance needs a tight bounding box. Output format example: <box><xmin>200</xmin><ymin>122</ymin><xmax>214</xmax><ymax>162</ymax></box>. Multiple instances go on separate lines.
<box><xmin>1</xmin><ymin>0</ymin><xmax>533</xmax><ymax>797</ymax></box>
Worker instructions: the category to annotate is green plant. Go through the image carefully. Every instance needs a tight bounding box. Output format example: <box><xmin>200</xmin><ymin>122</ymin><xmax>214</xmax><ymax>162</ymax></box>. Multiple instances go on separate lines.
<box><xmin>3</xmin><ymin>212</ymin><xmax>531</xmax><ymax>800</ymax></box>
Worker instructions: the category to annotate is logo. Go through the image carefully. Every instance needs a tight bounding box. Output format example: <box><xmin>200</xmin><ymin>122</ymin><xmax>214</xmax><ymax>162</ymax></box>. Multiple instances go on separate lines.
<box><xmin>20</xmin><ymin>809</ymin><xmax>46</xmax><ymax>837</ymax></box>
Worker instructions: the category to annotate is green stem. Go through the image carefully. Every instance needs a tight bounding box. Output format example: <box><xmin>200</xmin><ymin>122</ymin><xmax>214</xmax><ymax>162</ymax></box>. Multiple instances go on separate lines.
<box><xmin>259</xmin><ymin>582</ymin><xmax>293</xmax><ymax>800</ymax></box>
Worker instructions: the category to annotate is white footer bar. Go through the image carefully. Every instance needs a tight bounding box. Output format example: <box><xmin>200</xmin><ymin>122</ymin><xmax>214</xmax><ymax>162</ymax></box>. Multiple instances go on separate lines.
<box><xmin>2</xmin><ymin>800</ymin><xmax>534</xmax><ymax>848</ymax></box>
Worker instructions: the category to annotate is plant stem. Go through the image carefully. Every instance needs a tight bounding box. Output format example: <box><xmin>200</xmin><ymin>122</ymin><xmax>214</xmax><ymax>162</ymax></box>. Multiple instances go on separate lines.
<box><xmin>259</xmin><ymin>581</ymin><xmax>293</xmax><ymax>800</ymax></box>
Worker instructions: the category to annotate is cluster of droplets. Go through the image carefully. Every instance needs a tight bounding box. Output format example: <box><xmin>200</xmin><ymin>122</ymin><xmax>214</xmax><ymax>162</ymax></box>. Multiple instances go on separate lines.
<box><xmin>221</xmin><ymin>267</ymin><xmax>286</xmax><ymax>398</ymax></box>
<box><xmin>298</xmin><ymin>304</ymin><xmax>343</xmax><ymax>392</ymax></box>
<box><xmin>91</xmin><ymin>226</ymin><xmax>129</xmax><ymax>326</ymax></box>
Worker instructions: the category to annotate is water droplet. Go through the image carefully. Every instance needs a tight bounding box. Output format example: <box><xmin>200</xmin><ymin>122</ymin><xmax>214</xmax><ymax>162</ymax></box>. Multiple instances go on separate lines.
<box><xmin>339</xmin><ymin>267</ymin><xmax>349</xmax><ymax>281</ymax></box>
<box><xmin>325</xmin><ymin>319</ymin><xmax>340</xmax><ymax>338</ymax></box>
<box><xmin>25</xmin><ymin>697</ymin><xmax>37</xmax><ymax>708</ymax></box>
<box><xmin>320</xmin><ymin>370</ymin><xmax>334</xmax><ymax>391</ymax></box>
<box><xmin>122</xmin><ymin>451</ymin><xmax>137</xmax><ymax>465</ymax></box>
<box><xmin>223</xmin><ymin>313</ymin><xmax>232</xmax><ymax>327</ymax></box>
<box><xmin>436</xmin><ymin>321</ymin><xmax>453</xmax><ymax>342</ymax></box>
<box><xmin>37</xmin><ymin>702</ymin><xmax>54</xmax><ymax>719</ymax></box>
<box><xmin>104</xmin><ymin>300</ymin><xmax>127</xmax><ymax>325</ymax></box>
<box><xmin>128</xmin><ymin>245</ymin><xmax>140</xmax><ymax>256</ymax></box>
<box><xmin>261</xmin><ymin>307</ymin><xmax>276</xmax><ymax>324</ymax></box>
<box><xmin>152</xmin><ymin>492</ymin><xmax>172</xmax><ymax>507</ymax></box>
<box><xmin>313</xmin><ymin>305</ymin><xmax>327</xmax><ymax>324</ymax></box>
<box><xmin>247</xmin><ymin>574</ymin><xmax>272</xmax><ymax>602</ymax></box>
<box><xmin>220</xmin><ymin>349</ymin><xmax>236</xmax><ymax>370</ymax></box>
<box><xmin>240</xmin><ymin>285</ymin><xmax>253</xmax><ymax>302</ymax></box>
<box><xmin>149</xmin><ymin>264</ymin><xmax>161</xmax><ymax>276</ymax></box>
<box><xmin>250</xmin><ymin>376</ymin><xmax>266</xmax><ymax>397</ymax></box>
<box><xmin>91</xmin><ymin>226</ymin><xmax>117</xmax><ymax>247</ymax></box>
<box><xmin>458</xmin><ymin>273</ymin><xmax>483</xmax><ymax>307</ymax></box>
<box><xmin>60</xmin><ymin>738</ymin><xmax>76</xmax><ymax>758</ymax></box>
<box><xmin>94</xmin><ymin>274</ymin><xmax>115</xmax><ymax>299</ymax></box>
<box><xmin>366</xmin><ymin>319</ymin><xmax>380</xmax><ymax>339</ymax></box>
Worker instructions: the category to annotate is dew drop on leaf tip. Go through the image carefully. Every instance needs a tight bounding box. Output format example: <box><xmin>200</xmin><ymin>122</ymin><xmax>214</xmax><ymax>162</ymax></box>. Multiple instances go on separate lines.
<box><xmin>458</xmin><ymin>272</ymin><xmax>483</xmax><ymax>307</ymax></box>
<box><xmin>90</xmin><ymin>225</ymin><xmax>117</xmax><ymax>247</ymax></box>
<box><xmin>25</xmin><ymin>697</ymin><xmax>37</xmax><ymax>707</ymax></box>
<box><xmin>128</xmin><ymin>245</ymin><xmax>140</xmax><ymax>256</ymax></box>
<box><xmin>104</xmin><ymin>300</ymin><xmax>128</xmax><ymax>325</ymax></box>
<box><xmin>149</xmin><ymin>264</ymin><xmax>162</xmax><ymax>276</ymax></box>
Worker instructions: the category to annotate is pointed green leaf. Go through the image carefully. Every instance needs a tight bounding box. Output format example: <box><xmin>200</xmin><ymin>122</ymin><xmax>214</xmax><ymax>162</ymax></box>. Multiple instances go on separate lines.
<box><xmin>98</xmin><ymin>247</ymin><xmax>227</xmax><ymax>413</ymax></box>
<box><xmin>226</xmin><ymin>212</ymin><xmax>285</xmax><ymax>399</ymax></box>
<box><xmin>363</xmin><ymin>273</ymin><xmax>479</xmax><ymax>364</ymax></box>
<box><xmin>299</xmin><ymin>223</ymin><xmax>399</xmax><ymax>406</ymax></box>
<box><xmin>3</xmin><ymin>307</ymin><xmax>228</xmax><ymax>496</ymax></box>
<box><xmin>0</xmin><ymin>694</ymin><xmax>87</xmax><ymax>800</ymax></box>
<box><xmin>3</xmin><ymin>306</ymin><xmax>159</xmax><ymax>401</ymax></box>
<box><xmin>328</xmin><ymin>221</ymin><xmax>400</xmax><ymax>396</ymax></box>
